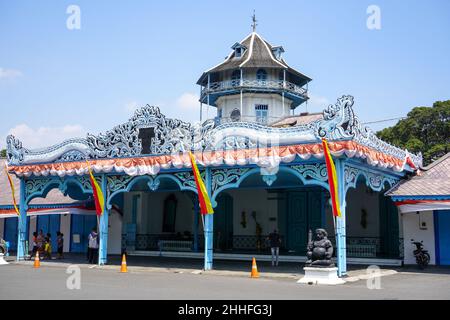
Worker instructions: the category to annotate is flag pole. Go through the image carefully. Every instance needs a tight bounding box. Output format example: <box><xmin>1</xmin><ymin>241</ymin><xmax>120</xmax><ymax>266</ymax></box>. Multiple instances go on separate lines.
<box><xmin>201</xmin><ymin>214</ymin><xmax>205</xmax><ymax>231</ymax></box>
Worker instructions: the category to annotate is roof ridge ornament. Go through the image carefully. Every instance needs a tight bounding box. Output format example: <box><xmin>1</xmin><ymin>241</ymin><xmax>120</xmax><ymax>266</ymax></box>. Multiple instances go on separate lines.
<box><xmin>251</xmin><ymin>10</ymin><xmax>258</xmax><ymax>32</ymax></box>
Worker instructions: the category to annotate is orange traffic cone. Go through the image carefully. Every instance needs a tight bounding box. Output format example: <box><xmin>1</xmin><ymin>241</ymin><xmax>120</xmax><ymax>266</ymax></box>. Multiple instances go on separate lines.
<box><xmin>250</xmin><ymin>257</ymin><xmax>259</xmax><ymax>278</ymax></box>
<box><xmin>33</xmin><ymin>251</ymin><xmax>40</xmax><ymax>268</ymax></box>
<box><xmin>120</xmin><ymin>254</ymin><xmax>128</xmax><ymax>273</ymax></box>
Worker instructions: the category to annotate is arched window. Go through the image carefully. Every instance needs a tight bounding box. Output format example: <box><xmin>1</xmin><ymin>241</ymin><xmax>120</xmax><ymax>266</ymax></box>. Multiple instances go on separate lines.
<box><xmin>256</xmin><ymin>69</ymin><xmax>267</xmax><ymax>81</ymax></box>
<box><xmin>231</xmin><ymin>70</ymin><xmax>241</xmax><ymax>86</ymax></box>
<box><xmin>162</xmin><ymin>194</ymin><xmax>177</xmax><ymax>233</ymax></box>
<box><xmin>230</xmin><ymin>108</ymin><xmax>241</xmax><ymax>122</ymax></box>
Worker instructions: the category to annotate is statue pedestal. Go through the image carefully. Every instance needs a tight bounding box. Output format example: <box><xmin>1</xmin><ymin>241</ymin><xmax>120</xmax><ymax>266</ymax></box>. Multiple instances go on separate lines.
<box><xmin>297</xmin><ymin>267</ymin><xmax>344</xmax><ymax>285</ymax></box>
<box><xmin>0</xmin><ymin>253</ymin><xmax>8</xmax><ymax>265</ymax></box>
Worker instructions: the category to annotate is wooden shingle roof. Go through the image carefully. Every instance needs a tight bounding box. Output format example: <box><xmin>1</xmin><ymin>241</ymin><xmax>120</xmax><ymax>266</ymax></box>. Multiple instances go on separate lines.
<box><xmin>386</xmin><ymin>153</ymin><xmax>450</xmax><ymax>197</ymax></box>
<box><xmin>197</xmin><ymin>32</ymin><xmax>311</xmax><ymax>85</ymax></box>
<box><xmin>0</xmin><ymin>159</ymin><xmax>79</xmax><ymax>206</ymax></box>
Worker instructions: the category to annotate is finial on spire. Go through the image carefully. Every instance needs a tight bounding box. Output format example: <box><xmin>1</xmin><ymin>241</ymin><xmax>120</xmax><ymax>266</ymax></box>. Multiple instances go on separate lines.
<box><xmin>251</xmin><ymin>10</ymin><xmax>258</xmax><ymax>32</ymax></box>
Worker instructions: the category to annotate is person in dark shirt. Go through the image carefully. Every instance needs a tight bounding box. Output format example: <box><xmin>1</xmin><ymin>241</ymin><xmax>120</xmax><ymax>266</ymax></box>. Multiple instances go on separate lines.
<box><xmin>267</xmin><ymin>230</ymin><xmax>281</xmax><ymax>267</ymax></box>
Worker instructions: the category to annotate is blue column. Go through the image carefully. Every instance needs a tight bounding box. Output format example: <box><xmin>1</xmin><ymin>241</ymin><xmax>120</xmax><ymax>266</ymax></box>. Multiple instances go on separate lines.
<box><xmin>98</xmin><ymin>175</ymin><xmax>109</xmax><ymax>265</ymax></box>
<box><xmin>335</xmin><ymin>160</ymin><xmax>347</xmax><ymax>277</ymax></box>
<box><xmin>193</xmin><ymin>196</ymin><xmax>199</xmax><ymax>252</ymax></box>
<box><xmin>204</xmin><ymin>168</ymin><xmax>214</xmax><ymax>270</ymax></box>
<box><xmin>17</xmin><ymin>178</ymin><xmax>28</xmax><ymax>261</ymax></box>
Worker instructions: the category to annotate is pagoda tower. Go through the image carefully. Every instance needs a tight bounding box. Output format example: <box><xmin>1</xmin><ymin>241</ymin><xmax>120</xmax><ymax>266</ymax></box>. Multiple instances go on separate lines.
<box><xmin>197</xmin><ymin>20</ymin><xmax>311</xmax><ymax>125</ymax></box>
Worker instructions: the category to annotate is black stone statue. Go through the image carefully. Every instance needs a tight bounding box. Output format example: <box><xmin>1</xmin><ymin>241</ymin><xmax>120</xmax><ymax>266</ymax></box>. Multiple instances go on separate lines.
<box><xmin>305</xmin><ymin>228</ymin><xmax>334</xmax><ymax>267</ymax></box>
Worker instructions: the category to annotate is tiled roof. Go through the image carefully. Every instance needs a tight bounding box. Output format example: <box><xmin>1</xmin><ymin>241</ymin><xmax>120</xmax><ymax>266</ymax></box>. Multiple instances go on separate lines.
<box><xmin>198</xmin><ymin>32</ymin><xmax>311</xmax><ymax>85</ymax></box>
<box><xmin>386</xmin><ymin>153</ymin><xmax>450</xmax><ymax>197</ymax></box>
<box><xmin>0</xmin><ymin>159</ymin><xmax>79</xmax><ymax>206</ymax></box>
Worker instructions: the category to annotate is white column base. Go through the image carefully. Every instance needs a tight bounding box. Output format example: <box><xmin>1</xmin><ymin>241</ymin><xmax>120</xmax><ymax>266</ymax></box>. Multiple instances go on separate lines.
<box><xmin>297</xmin><ymin>267</ymin><xmax>345</xmax><ymax>285</ymax></box>
<box><xmin>0</xmin><ymin>253</ymin><xmax>9</xmax><ymax>265</ymax></box>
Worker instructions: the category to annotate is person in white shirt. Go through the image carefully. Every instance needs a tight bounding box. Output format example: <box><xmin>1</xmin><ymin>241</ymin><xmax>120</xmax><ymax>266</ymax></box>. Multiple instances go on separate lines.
<box><xmin>87</xmin><ymin>228</ymin><xmax>99</xmax><ymax>264</ymax></box>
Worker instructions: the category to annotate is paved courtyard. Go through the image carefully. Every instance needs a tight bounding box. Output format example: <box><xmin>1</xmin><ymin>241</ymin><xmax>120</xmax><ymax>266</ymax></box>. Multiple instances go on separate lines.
<box><xmin>1</xmin><ymin>255</ymin><xmax>450</xmax><ymax>300</ymax></box>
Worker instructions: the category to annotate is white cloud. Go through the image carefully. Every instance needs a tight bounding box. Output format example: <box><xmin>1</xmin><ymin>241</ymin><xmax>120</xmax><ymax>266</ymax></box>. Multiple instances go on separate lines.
<box><xmin>6</xmin><ymin>124</ymin><xmax>87</xmax><ymax>149</ymax></box>
<box><xmin>175</xmin><ymin>92</ymin><xmax>199</xmax><ymax>110</ymax></box>
<box><xmin>307</xmin><ymin>93</ymin><xmax>330</xmax><ymax>111</ymax></box>
<box><xmin>0</xmin><ymin>68</ymin><xmax>22</xmax><ymax>80</ymax></box>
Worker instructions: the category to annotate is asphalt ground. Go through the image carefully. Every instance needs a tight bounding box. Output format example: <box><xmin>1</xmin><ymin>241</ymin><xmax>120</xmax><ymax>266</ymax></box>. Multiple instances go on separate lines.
<box><xmin>1</xmin><ymin>254</ymin><xmax>450</xmax><ymax>300</ymax></box>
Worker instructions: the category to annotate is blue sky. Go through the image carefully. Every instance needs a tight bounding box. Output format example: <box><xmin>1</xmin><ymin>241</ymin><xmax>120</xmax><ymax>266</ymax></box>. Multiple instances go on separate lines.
<box><xmin>1</xmin><ymin>0</ymin><xmax>449</xmax><ymax>149</ymax></box>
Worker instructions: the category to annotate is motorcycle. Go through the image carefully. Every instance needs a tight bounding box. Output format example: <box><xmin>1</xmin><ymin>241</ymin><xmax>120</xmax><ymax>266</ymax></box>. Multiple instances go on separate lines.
<box><xmin>411</xmin><ymin>239</ymin><xmax>430</xmax><ymax>269</ymax></box>
<box><xmin>0</xmin><ymin>238</ymin><xmax>6</xmax><ymax>255</ymax></box>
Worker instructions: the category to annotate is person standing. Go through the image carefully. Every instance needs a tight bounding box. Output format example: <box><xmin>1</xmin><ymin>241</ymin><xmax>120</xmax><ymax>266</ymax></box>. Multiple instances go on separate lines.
<box><xmin>44</xmin><ymin>233</ymin><xmax>52</xmax><ymax>260</ymax></box>
<box><xmin>87</xmin><ymin>228</ymin><xmax>99</xmax><ymax>264</ymax></box>
<box><xmin>267</xmin><ymin>229</ymin><xmax>281</xmax><ymax>267</ymax></box>
<box><xmin>56</xmin><ymin>231</ymin><xmax>64</xmax><ymax>259</ymax></box>
<box><xmin>30</xmin><ymin>232</ymin><xmax>38</xmax><ymax>259</ymax></box>
<box><xmin>36</xmin><ymin>229</ymin><xmax>44</xmax><ymax>256</ymax></box>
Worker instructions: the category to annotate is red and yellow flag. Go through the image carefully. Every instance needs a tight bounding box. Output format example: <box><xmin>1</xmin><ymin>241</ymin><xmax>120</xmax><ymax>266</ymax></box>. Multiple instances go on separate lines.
<box><xmin>86</xmin><ymin>162</ymin><xmax>105</xmax><ymax>216</ymax></box>
<box><xmin>322</xmin><ymin>139</ymin><xmax>341</xmax><ymax>218</ymax></box>
<box><xmin>4</xmin><ymin>166</ymin><xmax>20</xmax><ymax>215</ymax></box>
<box><xmin>188</xmin><ymin>151</ymin><xmax>214</xmax><ymax>215</ymax></box>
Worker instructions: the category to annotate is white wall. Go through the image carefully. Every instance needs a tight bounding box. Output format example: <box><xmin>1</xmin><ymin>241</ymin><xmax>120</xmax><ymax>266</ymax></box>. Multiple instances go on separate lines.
<box><xmin>402</xmin><ymin>211</ymin><xmax>436</xmax><ymax>265</ymax></box>
<box><xmin>324</xmin><ymin>184</ymin><xmax>381</xmax><ymax>238</ymax></box>
<box><xmin>108</xmin><ymin>210</ymin><xmax>122</xmax><ymax>254</ymax></box>
<box><xmin>60</xmin><ymin>214</ymin><xmax>71</xmax><ymax>252</ymax></box>
<box><xmin>346</xmin><ymin>185</ymin><xmax>380</xmax><ymax>237</ymax></box>
<box><xmin>27</xmin><ymin>216</ymin><xmax>37</xmax><ymax>250</ymax></box>
<box><xmin>228</xmin><ymin>189</ymin><xmax>278</xmax><ymax>236</ymax></box>
<box><xmin>138</xmin><ymin>192</ymin><xmax>194</xmax><ymax>234</ymax></box>
<box><xmin>216</xmin><ymin>93</ymin><xmax>292</xmax><ymax>123</ymax></box>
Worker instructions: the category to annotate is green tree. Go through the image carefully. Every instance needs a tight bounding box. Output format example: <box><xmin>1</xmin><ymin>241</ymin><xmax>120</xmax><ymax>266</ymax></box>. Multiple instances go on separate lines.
<box><xmin>0</xmin><ymin>149</ymin><xmax>6</xmax><ymax>158</ymax></box>
<box><xmin>377</xmin><ymin>100</ymin><xmax>450</xmax><ymax>166</ymax></box>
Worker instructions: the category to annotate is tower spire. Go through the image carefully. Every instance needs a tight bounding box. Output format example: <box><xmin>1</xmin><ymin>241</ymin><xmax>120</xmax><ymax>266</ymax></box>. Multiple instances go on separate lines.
<box><xmin>251</xmin><ymin>10</ymin><xmax>258</xmax><ymax>32</ymax></box>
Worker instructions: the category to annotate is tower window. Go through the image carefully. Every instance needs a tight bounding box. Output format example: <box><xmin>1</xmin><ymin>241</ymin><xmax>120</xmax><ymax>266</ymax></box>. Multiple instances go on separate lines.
<box><xmin>256</xmin><ymin>69</ymin><xmax>267</xmax><ymax>82</ymax></box>
<box><xmin>255</xmin><ymin>104</ymin><xmax>268</xmax><ymax>124</ymax></box>
<box><xmin>230</xmin><ymin>108</ymin><xmax>241</xmax><ymax>122</ymax></box>
<box><xmin>231</xmin><ymin>70</ymin><xmax>241</xmax><ymax>86</ymax></box>
<box><xmin>231</xmin><ymin>42</ymin><xmax>247</xmax><ymax>59</ymax></box>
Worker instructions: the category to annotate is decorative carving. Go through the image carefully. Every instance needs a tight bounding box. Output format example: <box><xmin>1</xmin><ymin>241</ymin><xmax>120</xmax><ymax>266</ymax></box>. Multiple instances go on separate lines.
<box><xmin>174</xmin><ymin>172</ymin><xmax>202</xmax><ymax>190</ymax></box>
<box><xmin>291</xmin><ymin>163</ymin><xmax>328</xmax><ymax>182</ymax></box>
<box><xmin>344</xmin><ymin>164</ymin><xmax>400</xmax><ymax>192</ymax></box>
<box><xmin>25</xmin><ymin>178</ymin><xmax>55</xmax><ymax>199</ymax></box>
<box><xmin>107</xmin><ymin>176</ymin><xmax>134</xmax><ymax>193</ymax></box>
<box><xmin>147</xmin><ymin>177</ymin><xmax>160</xmax><ymax>191</ymax></box>
<box><xmin>6</xmin><ymin>97</ymin><xmax>422</xmax><ymax>170</ymax></box>
<box><xmin>315</xmin><ymin>95</ymin><xmax>357</xmax><ymax>140</ymax></box>
<box><xmin>57</xmin><ymin>150</ymin><xmax>87</xmax><ymax>163</ymax></box>
<box><xmin>262</xmin><ymin>174</ymin><xmax>277</xmax><ymax>186</ymax></box>
<box><xmin>344</xmin><ymin>165</ymin><xmax>360</xmax><ymax>189</ymax></box>
<box><xmin>211</xmin><ymin>168</ymin><xmax>251</xmax><ymax>192</ymax></box>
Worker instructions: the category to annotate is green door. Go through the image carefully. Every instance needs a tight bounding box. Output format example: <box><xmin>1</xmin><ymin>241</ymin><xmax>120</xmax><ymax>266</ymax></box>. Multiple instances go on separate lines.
<box><xmin>214</xmin><ymin>193</ymin><xmax>233</xmax><ymax>251</ymax></box>
<box><xmin>308</xmin><ymin>191</ymin><xmax>323</xmax><ymax>232</ymax></box>
<box><xmin>379</xmin><ymin>196</ymin><xmax>400</xmax><ymax>258</ymax></box>
<box><xmin>287</xmin><ymin>192</ymin><xmax>308</xmax><ymax>254</ymax></box>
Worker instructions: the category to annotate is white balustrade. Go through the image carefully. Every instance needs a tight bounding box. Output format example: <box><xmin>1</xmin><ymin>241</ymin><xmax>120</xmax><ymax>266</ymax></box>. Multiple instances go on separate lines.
<box><xmin>202</xmin><ymin>79</ymin><xmax>308</xmax><ymax>97</ymax></box>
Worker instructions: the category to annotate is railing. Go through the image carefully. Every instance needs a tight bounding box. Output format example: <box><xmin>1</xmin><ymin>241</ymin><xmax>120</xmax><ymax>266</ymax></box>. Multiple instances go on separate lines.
<box><xmin>201</xmin><ymin>79</ymin><xmax>308</xmax><ymax>98</ymax></box>
<box><xmin>158</xmin><ymin>240</ymin><xmax>193</xmax><ymax>253</ymax></box>
<box><xmin>214</xmin><ymin>115</ymin><xmax>286</xmax><ymax>126</ymax></box>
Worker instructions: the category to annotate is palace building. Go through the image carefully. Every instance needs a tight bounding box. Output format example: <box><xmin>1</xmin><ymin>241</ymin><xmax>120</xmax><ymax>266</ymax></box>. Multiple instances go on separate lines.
<box><xmin>0</xmin><ymin>27</ymin><xmax>426</xmax><ymax>276</ymax></box>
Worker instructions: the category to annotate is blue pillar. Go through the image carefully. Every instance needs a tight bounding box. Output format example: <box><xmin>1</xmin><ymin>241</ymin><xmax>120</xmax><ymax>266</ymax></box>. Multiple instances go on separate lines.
<box><xmin>98</xmin><ymin>175</ymin><xmax>109</xmax><ymax>265</ymax></box>
<box><xmin>204</xmin><ymin>168</ymin><xmax>214</xmax><ymax>270</ymax></box>
<box><xmin>193</xmin><ymin>196</ymin><xmax>199</xmax><ymax>252</ymax></box>
<box><xmin>17</xmin><ymin>178</ymin><xmax>28</xmax><ymax>261</ymax></box>
<box><xmin>335</xmin><ymin>160</ymin><xmax>347</xmax><ymax>277</ymax></box>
